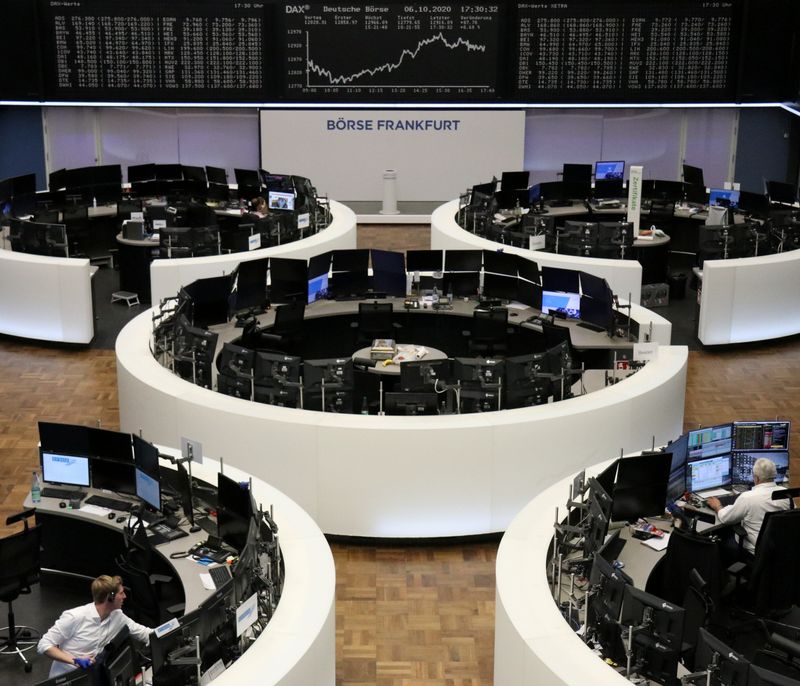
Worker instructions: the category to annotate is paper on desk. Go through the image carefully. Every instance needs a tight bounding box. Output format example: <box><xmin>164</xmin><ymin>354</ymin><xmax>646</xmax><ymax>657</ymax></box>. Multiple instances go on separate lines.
<box><xmin>198</xmin><ymin>573</ymin><xmax>216</xmax><ymax>591</ymax></box>
<box><xmin>642</xmin><ymin>532</ymin><xmax>670</xmax><ymax>551</ymax></box>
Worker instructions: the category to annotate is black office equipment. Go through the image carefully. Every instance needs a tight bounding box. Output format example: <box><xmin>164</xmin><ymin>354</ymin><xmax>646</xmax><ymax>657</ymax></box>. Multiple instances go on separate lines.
<box><xmin>444</xmin><ymin>250</ymin><xmax>482</xmax><ymax>273</ymax></box>
<box><xmin>217</xmin><ymin>472</ymin><xmax>252</xmax><ymax>554</ymax></box>
<box><xmin>682</xmin><ymin>164</ymin><xmax>705</xmax><ymax>187</ymax></box>
<box><xmin>133</xmin><ymin>435</ymin><xmax>162</xmax><ymax>514</ymax></box>
<box><xmin>693</xmin><ymin>628</ymin><xmax>750</xmax><ymax>685</ymax></box>
<box><xmin>38</xmin><ymin>422</ymin><xmax>91</xmax><ymax>456</ymax></box>
<box><xmin>40</xmin><ymin>451</ymin><xmax>90</xmax><ymax>489</ymax></box>
<box><xmin>610</xmin><ymin>452</ymin><xmax>672</xmax><ymax>522</ymax></box>
<box><xmin>269</xmin><ymin>257</ymin><xmax>307</xmax><ymax>303</ymax></box>
<box><xmin>370</xmin><ymin>249</ymin><xmax>406</xmax><ymax>297</ymax></box>
<box><xmin>687</xmin><ymin>423</ymin><xmax>733</xmax><ymax>461</ymax></box>
<box><xmin>541</xmin><ymin>266</ymin><xmax>580</xmax><ymax>294</ymax></box>
<box><xmin>183</xmin><ymin>275</ymin><xmax>233</xmax><ymax>327</ymax></box>
<box><xmin>406</xmin><ymin>250</ymin><xmax>443</xmax><ymax>273</ymax></box>
<box><xmin>384</xmin><ymin>392</ymin><xmax>439</xmax><ymax>416</ymax></box>
<box><xmin>87</xmin><ymin>427</ymin><xmax>132</xmax><ymax>462</ymax></box>
<box><xmin>500</xmin><ymin>170</ymin><xmax>530</xmax><ymax>191</ymax></box>
<box><xmin>399</xmin><ymin>359</ymin><xmax>452</xmax><ymax>392</ymax></box>
<box><xmin>230</xmin><ymin>257</ymin><xmax>270</xmax><ymax>314</ymax></box>
<box><xmin>732</xmin><ymin>420</ymin><xmax>790</xmax><ymax>451</ymax></box>
<box><xmin>304</xmin><ymin>358</ymin><xmax>354</xmax><ymax>413</ymax></box>
<box><xmin>767</xmin><ymin>181</ymin><xmax>797</xmax><ymax>205</ymax></box>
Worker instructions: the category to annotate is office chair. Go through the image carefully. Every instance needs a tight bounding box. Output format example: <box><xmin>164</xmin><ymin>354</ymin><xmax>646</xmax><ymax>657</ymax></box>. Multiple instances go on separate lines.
<box><xmin>0</xmin><ymin>509</ymin><xmax>42</xmax><ymax>673</ymax></box>
<box><xmin>646</xmin><ymin>199</ymin><xmax>676</xmax><ymax>231</ymax></box>
<box><xmin>354</xmin><ymin>301</ymin><xmax>398</xmax><ymax>347</ymax></box>
<box><xmin>726</xmin><ymin>509</ymin><xmax>800</xmax><ymax>618</ymax></box>
<box><xmin>256</xmin><ymin>301</ymin><xmax>305</xmax><ymax>352</ymax></box>
<box><xmin>115</xmin><ymin>522</ymin><xmax>183</xmax><ymax>627</ymax></box>
<box><xmin>645</xmin><ymin>527</ymin><xmax>723</xmax><ymax>607</ymax></box>
<box><xmin>464</xmin><ymin>308</ymin><xmax>509</xmax><ymax>357</ymax></box>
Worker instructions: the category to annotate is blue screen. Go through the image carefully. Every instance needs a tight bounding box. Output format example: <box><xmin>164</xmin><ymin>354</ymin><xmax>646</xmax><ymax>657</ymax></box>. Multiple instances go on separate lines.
<box><xmin>595</xmin><ymin>161</ymin><xmax>625</xmax><ymax>181</ymax></box>
<box><xmin>41</xmin><ymin>451</ymin><xmax>90</xmax><ymax>487</ymax></box>
<box><xmin>709</xmin><ymin>188</ymin><xmax>740</xmax><ymax>210</ymax></box>
<box><xmin>542</xmin><ymin>290</ymin><xmax>580</xmax><ymax>319</ymax></box>
<box><xmin>135</xmin><ymin>468</ymin><xmax>161</xmax><ymax>510</ymax></box>
<box><xmin>307</xmin><ymin>272</ymin><xmax>329</xmax><ymax>304</ymax></box>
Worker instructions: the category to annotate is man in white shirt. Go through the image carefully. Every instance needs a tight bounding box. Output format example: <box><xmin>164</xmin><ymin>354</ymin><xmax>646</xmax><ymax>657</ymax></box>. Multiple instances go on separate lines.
<box><xmin>706</xmin><ymin>457</ymin><xmax>791</xmax><ymax>557</ymax></box>
<box><xmin>38</xmin><ymin>574</ymin><xmax>153</xmax><ymax>678</ymax></box>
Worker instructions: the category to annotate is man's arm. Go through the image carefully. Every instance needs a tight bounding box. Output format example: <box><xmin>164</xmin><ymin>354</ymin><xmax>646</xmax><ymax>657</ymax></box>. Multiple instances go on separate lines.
<box><xmin>43</xmin><ymin>646</ymin><xmax>93</xmax><ymax>668</ymax></box>
<box><xmin>122</xmin><ymin>614</ymin><xmax>154</xmax><ymax>645</ymax></box>
<box><xmin>38</xmin><ymin>609</ymin><xmax>92</xmax><ymax>666</ymax></box>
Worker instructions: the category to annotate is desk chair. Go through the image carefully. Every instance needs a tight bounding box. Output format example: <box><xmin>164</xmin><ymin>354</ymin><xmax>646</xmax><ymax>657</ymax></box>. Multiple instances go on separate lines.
<box><xmin>727</xmin><ymin>509</ymin><xmax>800</xmax><ymax>618</ymax></box>
<box><xmin>646</xmin><ymin>199</ymin><xmax>676</xmax><ymax>231</ymax></box>
<box><xmin>464</xmin><ymin>308</ymin><xmax>509</xmax><ymax>357</ymax></box>
<box><xmin>257</xmin><ymin>301</ymin><xmax>305</xmax><ymax>352</ymax></box>
<box><xmin>353</xmin><ymin>301</ymin><xmax>398</xmax><ymax>347</ymax></box>
<box><xmin>0</xmin><ymin>509</ymin><xmax>42</xmax><ymax>673</ymax></box>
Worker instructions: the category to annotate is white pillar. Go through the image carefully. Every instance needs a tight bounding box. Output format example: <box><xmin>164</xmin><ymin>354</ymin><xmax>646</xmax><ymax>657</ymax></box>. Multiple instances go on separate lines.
<box><xmin>380</xmin><ymin>169</ymin><xmax>400</xmax><ymax>215</ymax></box>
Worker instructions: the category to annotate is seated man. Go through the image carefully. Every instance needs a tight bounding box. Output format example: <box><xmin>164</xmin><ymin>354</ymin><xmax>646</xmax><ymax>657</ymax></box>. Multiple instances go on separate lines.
<box><xmin>706</xmin><ymin>457</ymin><xmax>791</xmax><ymax>558</ymax></box>
<box><xmin>38</xmin><ymin>574</ymin><xmax>153</xmax><ymax>678</ymax></box>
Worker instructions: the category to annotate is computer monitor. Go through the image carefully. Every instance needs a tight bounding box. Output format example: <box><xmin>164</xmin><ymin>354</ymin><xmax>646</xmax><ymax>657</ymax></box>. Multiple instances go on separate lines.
<box><xmin>253</xmin><ymin>352</ymin><xmax>301</xmax><ymax>386</ymax></box>
<box><xmin>541</xmin><ymin>266</ymin><xmax>579</xmax><ymax>293</ymax></box>
<box><xmin>303</xmin><ymin>358</ymin><xmax>353</xmax><ymax>388</ymax></box>
<box><xmin>33</xmin><ymin>668</ymin><xmax>93</xmax><ymax>685</ymax></box>
<box><xmin>482</xmin><ymin>273</ymin><xmax>520</xmax><ymax>302</ymax></box>
<box><xmin>218</xmin><ymin>342</ymin><xmax>255</xmax><ymax>379</ymax></box>
<box><xmin>683</xmin><ymin>164</ymin><xmax>705</xmax><ymax>187</ymax></box>
<box><xmin>504</xmin><ymin>352</ymin><xmax>549</xmax><ymax>388</ymax></box>
<box><xmin>150</xmin><ymin>607</ymin><xmax>204</xmax><ymax>684</ymax></box>
<box><xmin>500</xmin><ymin>170</ymin><xmax>530</xmax><ymax>191</ymax></box>
<box><xmin>267</xmin><ymin>190</ymin><xmax>295</xmax><ymax>211</ymax></box>
<box><xmin>562</xmin><ymin>163</ymin><xmax>592</xmax><ymax>184</ymax></box>
<box><xmin>38</xmin><ymin>421</ymin><xmax>91</xmax><ymax>455</ymax></box>
<box><xmin>482</xmin><ymin>250</ymin><xmax>518</xmax><ymax>277</ymax></box>
<box><xmin>749</xmin><ymin>665</ymin><xmax>800</xmax><ymax>686</ymax></box>
<box><xmin>686</xmin><ymin>454</ymin><xmax>732</xmax><ymax>493</ymax></box>
<box><xmin>738</xmin><ymin>190</ymin><xmax>770</xmax><ymax>217</ymax></box>
<box><xmin>610</xmin><ymin>452</ymin><xmax>672</xmax><ymax>522</ymax></box>
<box><xmin>665</xmin><ymin>433</ymin><xmax>689</xmax><ymax>503</ymax></box>
<box><xmin>91</xmin><ymin>458</ymin><xmax>136</xmax><ymax>496</ymax></box>
<box><xmin>231</xmin><ymin>257</ymin><xmax>269</xmax><ymax>314</ymax></box>
<box><xmin>586</xmin><ymin>552</ymin><xmax>631</xmax><ymax>662</ymax></box>
<box><xmin>595</xmin><ymin>161</ymin><xmax>625</xmax><ymax>181</ymax></box>
<box><xmin>731</xmin><ymin>451</ymin><xmax>790</xmax><ymax>485</ymax></box>
<box><xmin>709</xmin><ymin>188</ymin><xmax>741</xmax><ymax>210</ymax></box>
<box><xmin>694</xmin><ymin>628</ymin><xmax>750</xmax><ymax>685</ymax></box>
<box><xmin>580</xmin><ymin>272</ymin><xmax>611</xmax><ymax>302</ymax></box>
<box><xmin>442</xmin><ymin>272</ymin><xmax>480</xmax><ymax>298</ymax></box>
<box><xmin>399</xmin><ymin>359</ymin><xmax>453</xmax><ymax>392</ymax></box>
<box><xmin>133</xmin><ymin>436</ymin><xmax>161</xmax><ymax>511</ymax></box>
<box><xmin>732</xmin><ymin>420</ymin><xmax>790</xmax><ymax>451</ymax></box>
<box><xmin>579</xmin><ymin>296</ymin><xmax>613</xmax><ymax>333</ymax></box>
<box><xmin>593</xmin><ymin>178</ymin><xmax>624</xmax><ymax>199</ymax></box>
<box><xmin>453</xmin><ymin>358</ymin><xmax>504</xmax><ymax>385</ymax></box>
<box><xmin>687</xmin><ymin>423</ymin><xmax>733</xmax><ymax>461</ymax></box>
<box><xmin>542</xmin><ymin>290</ymin><xmax>580</xmax><ymax>319</ymax></box>
<box><xmin>384</xmin><ymin>392</ymin><xmax>439</xmax><ymax>416</ymax></box>
<box><xmin>217</xmin><ymin>472</ymin><xmax>252</xmax><ymax>554</ymax></box>
<box><xmin>332</xmin><ymin>249</ymin><xmax>369</xmax><ymax>273</ymax></box>
<box><xmin>767</xmin><ymin>180</ymin><xmax>797</xmax><ymax>205</ymax></box>
<box><xmin>406</xmin><ymin>249</ymin><xmax>443</xmax><ymax>272</ymax></box>
<box><xmin>370</xmin><ymin>249</ymin><xmax>406</xmax><ymax>297</ymax></box>
<box><xmin>40</xmin><ymin>451</ymin><xmax>90</xmax><ymax>488</ymax></box>
<box><xmin>622</xmin><ymin>585</ymin><xmax>685</xmax><ymax>651</ymax></box>
<box><xmin>307</xmin><ymin>272</ymin><xmax>329</xmax><ymax>303</ymax></box>
<box><xmin>517</xmin><ymin>257</ymin><xmax>540</xmax><ymax>285</ymax></box>
<box><xmin>183</xmin><ymin>274</ymin><xmax>233</xmax><ymax>327</ymax></box>
<box><xmin>516</xmin><ymin>281</ymin><xmax>543</xmax><ymax>309</ymax></box>
<box><xmin>267</xmin><ymin>257</ymin><xmax>306</xmax><ymax>303</ymax></box>
<box><xmin>444</xmin><ymin>250</ymin><xmax>482</xmax><ymax>272</ymax></box>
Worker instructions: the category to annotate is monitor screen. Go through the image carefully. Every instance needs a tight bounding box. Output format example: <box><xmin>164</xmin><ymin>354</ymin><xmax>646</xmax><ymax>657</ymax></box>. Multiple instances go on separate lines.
<box><xmin>406</xmin><ymin>249</ymin><xmax>443</xmax><ymax>272</ymax></box>
<box><xmin>687</xmin><ymin>423</ymin><xmax>733</xmax><ymax>461</ymax></box>
<box><xmin>682</xmin><ymin>164</ymin><xmax>705</xmax><ymax>187</ymax></box>
<box><xmin>483</xmin><ymin>250</ymin><xmax>518</xmax><ymax>277</ymax></box>
<box><xmin>307</xmin><ymin>272</ymin><xmax>329</xmax><ymax>304</ymax></box>
<box><xmin>205</xmin><ymin>166</ymin><xmax>228</xmax><ymax>185</ymax></box>
<box><xmin>541</xmin><ymin>266</ymin><xmax>579</xmax><ymax>293</ymax></box>
<box><xmin>217</xmin><ymin>472</ymin><xmax>252</xmax><ymax>553</ymax></box>
<box><xmin>542</xmin><ymin>290</ymin><xmax>580</xmax><ymax>319</ymax></box>
<box><xmin>709</xmin><ymin>188</ymin><xmax>740</xmax><ymax>210</ymax></box>
<box><xmin>444</xmin><ymin>250</ymin><xmax>482</xmax><ymax>272</ymax></box>
<box><xmin>38</xmin><ymin>421</ymin><xmax>91</xmax><ymax>455</ymax></box>
<box><xmin>611</xmin><ymin>452</ymin><xmax>672</xmax><ymax>521</ymax></box>
<box><xmin>767</xmin><ymin>180</ymin><xmax>797</xmax><ymax>205</ymax></box>
<box><xmin>91</xmin><ymin>458</ymin><xmax>136</xmax><ymax>496</ymax></box>
<box><xmin>580</xmin><ymin>272</ymin><xmax>611</xmax><ymax>302</ymax></box>
<box><xmin>731</xmin><ymin>450</ymin><xmax>789</xmax><ymax>485</ymax></box>
<box><xmin>563</xmin><ymin>163</ymin><xmax>592</xmax><ymax>184</ymax></box>
<box><xmin>500</xmin><ymin>170</ymin><xmax>530</xmax><ymax>191</ymax></box>
<box><xmin>482</xmin><ymin>273</ymin><xmax>520</xmax><ymax>302</ymax></box>
<box><xmin>135</xmin><ymin>468</ymin><xmax>161</xmax><ymax>511</ymax></box>
<box><xmin>41</xmin><ymin>451</ymin><xmax>90</xmax><ymax>487</ymax></box>
<box><xmin>732</xmin><ymin>421</ymin><xmax>790</xmax><ymax>451</ymax></box>
<box><xmin>686</xmin><ymin>454</ymin><xmax>732</xmax><ymax>492</ymax></box>
<box><xmin>133</xmin><ymin>435</ymin><xmax>160</xmax><ymax>478</ymax></box>
<box><xmin>579</xmin><ymin>295</ymin><xmax>612</xmax><ymax>332</ymax></box>
<box><xmin>595</xmin><ymin>161</ymin><xmax>625</xmax><ymax>181</ymax></box>
<box><xmin>383</xmin><ymin>392</ymin><xmax>439</xmax><ymax>416</ymax></box>
<box><xmin>268</xmin><ymin>190</ymin><xmax>295</xmax><ymax>211</ymax></box>
<box><xmin>269</xmin><ymin>257</ymin><xmax>307</xmax><ymax>302</ymax></box>
<box><xmin>694</xmin><ymin>629</ymin><xmax>750</xmax><ymax>685</ymax></box>
<box><xmin>332</xmin><ymin>249</ymin><xmax>369</xmax><ymax>273</ymax></box>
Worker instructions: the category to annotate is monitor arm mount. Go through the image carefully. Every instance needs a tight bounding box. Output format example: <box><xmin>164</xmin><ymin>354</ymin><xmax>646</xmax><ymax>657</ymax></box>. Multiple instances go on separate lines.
<box><xmin>166</xmin><ymin>634</ymin><xmax>202</xmax><ymax>685</ymax></box>
<box><xmin>158</xmin><ymin>443</ymin><xmax>201</xmax><ymax>532</ymax></box>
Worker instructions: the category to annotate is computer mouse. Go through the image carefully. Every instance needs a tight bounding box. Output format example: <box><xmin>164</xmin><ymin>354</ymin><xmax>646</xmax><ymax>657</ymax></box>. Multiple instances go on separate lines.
<box><xmin>116</xmin><ymin>516</ymin><xmax>126</xmax><ymax>524</ymax></box>
<box><xmin>59</xmin><ymin>501</ymin><xmax>67</xmax><ymax>509</ymax></box>
<box><xmin>107</xmin><ymin>512</ymin><xmax>116</xmax><ymax>520</ymax></box>
<box><xmin>510</xmin><ymin>312</ymin><xmax>518</xmax><ymax>317</ymax></box>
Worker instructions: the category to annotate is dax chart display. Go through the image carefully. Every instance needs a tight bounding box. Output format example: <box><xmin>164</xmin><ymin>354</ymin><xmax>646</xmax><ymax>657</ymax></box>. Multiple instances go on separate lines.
<box><xmin>282</xmin><ymin>2</ymin><xmax>503</xmax><ymax>101</ymax></box>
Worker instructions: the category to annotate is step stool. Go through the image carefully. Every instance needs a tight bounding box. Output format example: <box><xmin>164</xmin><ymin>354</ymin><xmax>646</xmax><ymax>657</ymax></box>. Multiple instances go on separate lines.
<box><xmin>111</xmin><ymin>291</ymin><xmax>140</xmax><ymax>307</ymax></box>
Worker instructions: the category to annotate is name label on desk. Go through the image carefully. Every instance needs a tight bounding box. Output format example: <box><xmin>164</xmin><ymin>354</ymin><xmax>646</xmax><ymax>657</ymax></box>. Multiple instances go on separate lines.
<box><xmin>248</xmin><ymin>233</ymin><xmax>262</xmax><ymax>251</ymax></box>
<box><xmin>529</xmin><ymin>235</ymin><xmax>546</xmax><ymax>251</ymax></box>
<box><xmin>297</xmin><ymin>212</ymin><xmax>310</xmax><ymax>229</ymax></box>
<box><xmin>130</xmin><ymin>211</ymin><xmax>144</xmax><ymax>222</ymax></box>
<box><xmin>236</xmin><ymin>592</ymin><xmax>258</xmax><ymax>637</ymax></box>
<box><xmin>154</xmin><ymin>617</ymin><xmax>180</xmax><ymax>638</ymax></box>
<box><xmin>633</xmin><ymin>342</ymin><xmax>659</xmax><ymax>362</ymax></box>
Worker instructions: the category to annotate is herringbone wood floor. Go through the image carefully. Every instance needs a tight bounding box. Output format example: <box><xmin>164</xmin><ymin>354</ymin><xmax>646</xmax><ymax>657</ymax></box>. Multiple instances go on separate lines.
<box><xmin>1</xmin><ymin>224</ymin><xmax>798</xmax><ymax>686</ymax></box>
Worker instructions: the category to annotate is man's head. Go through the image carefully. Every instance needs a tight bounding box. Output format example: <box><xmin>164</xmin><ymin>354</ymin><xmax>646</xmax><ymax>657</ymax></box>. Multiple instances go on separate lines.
<box><xmin>91</xmin><ymin>574</ymin><xmax>125</xmax><ymax>611</ymax></box>
<box><xmin>753</xmin><ymin>458</ymin><xmax>777</xmax><ymax>485</ymax></box>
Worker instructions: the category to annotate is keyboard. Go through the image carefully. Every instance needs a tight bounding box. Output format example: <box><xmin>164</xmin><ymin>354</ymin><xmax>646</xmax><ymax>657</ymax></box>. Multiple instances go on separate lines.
<box><xmin>208</xmin><ymin>564</ymin><xmax>232</xmax><ymax>589</ymax></box>
<box><xmin>85</xmin><ymin>495</ymin><xmax>135</xmax><ymax>511</ymax></box>
<box><xmin>716</xmin><ymin>492</ymin><xmax>739</xmax><ymax>507</ymax></box>
<box><xmin>41</xmin><ymin>487</ymin><xmax>86</xmax><ymax>501</ymax></box>
<box><xmin>195</xmin><ymin>516</ymin><xmax>218</xmax><ymax>535</ymax></box>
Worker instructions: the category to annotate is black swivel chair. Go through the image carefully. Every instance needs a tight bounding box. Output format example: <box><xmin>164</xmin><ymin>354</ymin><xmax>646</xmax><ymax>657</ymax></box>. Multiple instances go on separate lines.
<box><xmin>353</xmin><ymin>301</ymin><xmax>398</xmax><ymax>347</ymax></box>
<box><xmin>464</xmin><ymin>308</ymin><xmax>509</xmax><ymax>357</ymax></box>
<box><xmin>256</xmin><ymin>301</ymin><xmax>306</xmax><ymax>353</ymax></box>
<box><xmin>0</xmin><ymin>509</ymin><xmax>42</xmax><ymax>673</ymax></box>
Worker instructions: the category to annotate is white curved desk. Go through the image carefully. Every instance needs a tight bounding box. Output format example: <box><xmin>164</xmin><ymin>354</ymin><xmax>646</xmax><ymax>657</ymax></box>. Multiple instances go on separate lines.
<box><xmin>494</xmin><ymin>461</ymin><xmax>631</xmax><ymax>686</ymax></box>
<box><xmin>697</xmin><ymin>249</ymin><xmax>800</xmax><ymax>345</ymax></box>
<box><xmin>117</xmin><ymin>305</ymin><xmax>688</xmax><ymax>538</ymax></box>
<box><xmin>431</xmin><ymin>200</ymin><xmax>644</xmax><ymax>306</ymax></box>
<box><xmin>149</xmin><ymin>200</ymin><xmax>358</xmax><ymax>304</ymax></box>
<box><xmin>0</xmin><ymin>249</ymin><xmax>94</xmax><ymax>344</ymax></box>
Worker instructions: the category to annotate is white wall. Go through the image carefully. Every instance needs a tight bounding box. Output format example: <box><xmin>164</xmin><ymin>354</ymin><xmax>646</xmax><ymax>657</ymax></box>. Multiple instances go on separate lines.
<box><xmin>259</xmin><ymin>109</ymin><xmax>526</xmax><ymax>201</ymax></box>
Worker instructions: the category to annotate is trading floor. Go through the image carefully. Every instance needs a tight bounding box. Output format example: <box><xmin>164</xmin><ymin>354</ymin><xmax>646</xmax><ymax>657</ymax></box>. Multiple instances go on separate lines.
<box><xmin>0</xmin><ymin>225</ymin><xmax>799</xmax><ymax>686</ymax></box>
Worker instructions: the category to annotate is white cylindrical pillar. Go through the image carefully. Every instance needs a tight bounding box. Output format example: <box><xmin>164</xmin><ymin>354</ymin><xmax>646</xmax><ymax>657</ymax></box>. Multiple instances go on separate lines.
<box><xmin>380</xmin><ymin>169</ymin><xmax>400</xmax><ymax>215</ymax></box>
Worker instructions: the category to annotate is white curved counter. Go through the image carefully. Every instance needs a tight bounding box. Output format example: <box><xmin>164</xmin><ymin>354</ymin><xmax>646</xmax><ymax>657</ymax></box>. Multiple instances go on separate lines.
<box><xmin>184</xmin><ymin>455</ymin><xmax>335</xmax><ymax>686</ymax></box>
<box><xmin>698</xmin><ymin>249</ymin><xmax>800</xmax><ymax>345</ymax></box>
<box><xmin>150</xmin><ymin>200</ymin><xmax>357</xmax><ymax>304</ymax></box>
<box><xmin>0</xmin><ymin>249</ymin><xmax>94</xmax><ymax>344</ymax></box>
<box><xmin>494</xmin><ymin>461</ymin><xmax>629</xmax><ymax>686</ymax></box>
<box><xmin>117</xmin><ymin>306</ymin><xmax>687</xmax><ymax>538</ymax></box>
<box><xmin>431</xmin><ymin>200</ymin><xmax>644</xmax><ymax>306</ymax></box>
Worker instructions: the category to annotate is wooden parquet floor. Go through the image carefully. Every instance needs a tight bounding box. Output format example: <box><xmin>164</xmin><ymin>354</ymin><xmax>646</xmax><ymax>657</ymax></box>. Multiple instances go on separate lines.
<box><xmin>1</xmin><ymin>224</ymin><xmax>799</xmax><ymax>686</ymax></box>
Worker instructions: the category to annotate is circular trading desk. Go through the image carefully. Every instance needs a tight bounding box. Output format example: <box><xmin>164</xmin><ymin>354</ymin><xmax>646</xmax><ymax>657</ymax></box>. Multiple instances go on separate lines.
<box><xmin>149</xmin><ymin>200</ymin><xmax>357</xmax><ymax>305</ymax></box>
<box><xmin>117</xmin><ymin>293</ymin><xmax>688</xmax><ymax>538</ymax></box>
<box><xmin>431</xmin><ymin>199</ymin><xmax>670</xmax><ymax>307</ymax></box>
<box><xmin>30</xmin><ymin>451</ymin><xmax>335</xmax><ymax>686</ymax></box>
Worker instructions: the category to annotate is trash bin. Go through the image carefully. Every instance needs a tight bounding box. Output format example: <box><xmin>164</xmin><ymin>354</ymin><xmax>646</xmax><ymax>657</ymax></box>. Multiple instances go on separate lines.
<box><xmin>668</xmin><ymin>272</ymin><xmax>687</xmax><ymax>301</ymax></box>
